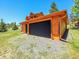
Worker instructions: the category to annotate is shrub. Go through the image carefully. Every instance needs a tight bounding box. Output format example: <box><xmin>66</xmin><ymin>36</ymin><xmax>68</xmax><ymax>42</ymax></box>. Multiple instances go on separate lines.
<box><xmin>0</xmin><ymin>19</ymin><xmax>7</xmax><ymax>32</ymax></box>
<box><xmin>12</xmin><ymin>22</ymin><xmax>18</xmax><ymax>30</ymax></box>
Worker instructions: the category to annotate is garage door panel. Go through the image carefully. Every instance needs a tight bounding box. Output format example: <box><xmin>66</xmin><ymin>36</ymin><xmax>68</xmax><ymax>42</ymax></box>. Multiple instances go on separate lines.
<box><xmin>30</xmin><ymin>20</ymin><xmax>51</xmax><ymax>38</ymax></box>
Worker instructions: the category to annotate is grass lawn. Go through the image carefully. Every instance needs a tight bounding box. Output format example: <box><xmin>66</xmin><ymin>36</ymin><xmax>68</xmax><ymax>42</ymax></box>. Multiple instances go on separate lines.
<box><xmin>0</xmin><ymin>29</ymin><xmax>21</xmax><ymax>40</ymax></box>
<box><xmin>0</xmin><ymin>29</ymin><xmax>20</xmax><ymax>40</ymax></box>
<box><xmin>0</xmin><ymin>29</ymin><xmax>21</xmax><ymax>52</ymax></box>
<box><xmin>69</xmin><ymin>29</ymin><xmax>79</xmax><ymax>53</ymax></box>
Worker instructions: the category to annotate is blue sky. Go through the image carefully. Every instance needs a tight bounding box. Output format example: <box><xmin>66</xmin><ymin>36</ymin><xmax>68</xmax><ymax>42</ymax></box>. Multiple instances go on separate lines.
<box><xmin>0</xmin><ymin>0</ymin><xmax>74</xmax><ymax>24</ymax></box>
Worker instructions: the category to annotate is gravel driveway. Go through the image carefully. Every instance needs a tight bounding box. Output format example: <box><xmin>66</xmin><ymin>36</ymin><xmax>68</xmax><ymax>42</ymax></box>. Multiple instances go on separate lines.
<box><xmin>6</xmin><ymin>34</ymin><xmax>72</xmax><ymax>59</ymax></box>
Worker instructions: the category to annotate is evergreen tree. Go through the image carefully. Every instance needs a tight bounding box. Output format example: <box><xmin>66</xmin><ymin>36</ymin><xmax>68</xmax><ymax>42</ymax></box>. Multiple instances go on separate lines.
<box><xmin>71</xmin><ymin>0</ymin><xmax>79</xmax><ymax>21</ymax></box>
<box><xmin>12</xmin><ymin>22</ymin><xmax>18</xmax><ymax>30</ymax></box>
<box><xmin>0</xmin><ymin>19</ymin><xmax>7</xmax><ymax>32</ymax></box>
<box><xmin>9</xmin><ymin>22</ymin><xmax>14</xmax><ymax>28</ymax></box>
<box><xmin>49</xmin><ymin>2</ymin><xmax>59</xmax><ymax>13</ymax></box>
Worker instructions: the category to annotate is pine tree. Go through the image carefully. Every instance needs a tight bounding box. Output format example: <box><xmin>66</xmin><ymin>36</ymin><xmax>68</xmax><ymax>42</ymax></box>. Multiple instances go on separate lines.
<box><xmin>0</xmin><ymin>19</ymin><xmax>7</xmax><ymax>32</ymax></box>
<box><xmin>12</xmin><ymin>22</ymin><xmax>18</xmax><ymax>30</ymax></box>
<box><xmin>71</xmin><ymin>0</ymin><xmax>79</xmax><ymax>21</ymax></box>
<box><xmin>49</xmin><ymin>2</ymin><xmax>59</xmax><ymax>13</ymax></box>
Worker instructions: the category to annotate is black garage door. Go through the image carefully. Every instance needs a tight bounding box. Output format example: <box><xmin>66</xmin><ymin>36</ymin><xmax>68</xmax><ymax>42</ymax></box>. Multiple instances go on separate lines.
<box><xmin>29</xmin><ymin>20</ymin><xmax>51</xmax><ymax>38</ymax></box>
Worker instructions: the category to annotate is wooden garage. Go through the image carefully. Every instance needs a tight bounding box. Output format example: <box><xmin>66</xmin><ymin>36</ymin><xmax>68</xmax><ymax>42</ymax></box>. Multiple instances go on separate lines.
<box><xmin>21</xmin><ymin>10</ymin><xmax>68</xmax><ymax>40</ymax></box>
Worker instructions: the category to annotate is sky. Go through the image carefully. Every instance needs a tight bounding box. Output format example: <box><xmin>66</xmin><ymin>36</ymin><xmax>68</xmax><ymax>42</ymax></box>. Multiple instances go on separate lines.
<box><xmin>0</xmin><ymin>0</ymin><xmax>74</xmax><ymax>24</ymax></box>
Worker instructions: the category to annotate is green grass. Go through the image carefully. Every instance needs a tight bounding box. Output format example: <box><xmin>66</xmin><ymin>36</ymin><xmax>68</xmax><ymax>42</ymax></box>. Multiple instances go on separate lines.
<box><xmin>0</xmin><ymin>29</ymin><xmax>21</xmax><ymax>49</ymax></box>
<box><xmin>0</xmin><ymin>29</ymin><xmax>22</xmax><ymax>59</ymax></box>
<box><xmin>69</xmin><ymin>29</ymin><xmax>79</xmax><ymax>52</ymax></box>
<box><xmin>0</xmin><ymin>29</ymin><xmax>21</xmax><ymax>39</ymax></box>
